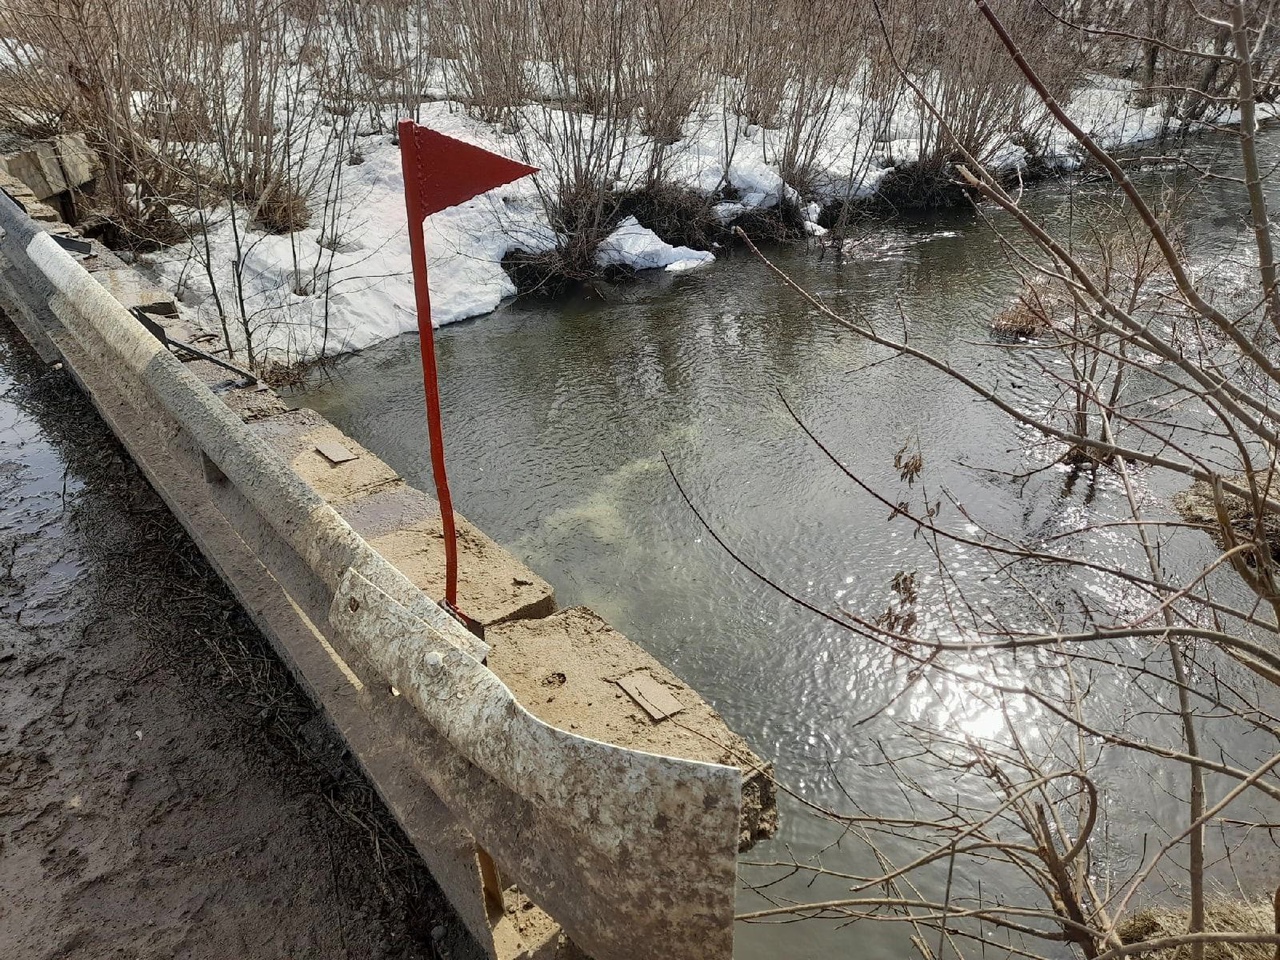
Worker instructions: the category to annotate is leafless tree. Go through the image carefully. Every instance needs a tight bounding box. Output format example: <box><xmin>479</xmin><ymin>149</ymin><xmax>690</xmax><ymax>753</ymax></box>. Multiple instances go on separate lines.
<box><xmin>664</xmin><ymin>2</ymin><xmax>1280</xmax><ymax>958</ymax></box>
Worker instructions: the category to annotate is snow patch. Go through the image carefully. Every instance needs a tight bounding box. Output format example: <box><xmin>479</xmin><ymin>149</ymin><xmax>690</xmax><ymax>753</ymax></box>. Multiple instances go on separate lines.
<box><xmin>595</xmin><ymin>217</ymin><xmax>714</xmax><ymax>273</ymax></box>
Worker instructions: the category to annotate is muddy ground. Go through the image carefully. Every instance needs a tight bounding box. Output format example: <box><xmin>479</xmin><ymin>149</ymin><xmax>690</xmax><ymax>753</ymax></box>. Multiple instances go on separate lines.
<box><xmin>0</xmin><ymin>314</ymin><xmax>484</xmax><ymax>960</ymax></box>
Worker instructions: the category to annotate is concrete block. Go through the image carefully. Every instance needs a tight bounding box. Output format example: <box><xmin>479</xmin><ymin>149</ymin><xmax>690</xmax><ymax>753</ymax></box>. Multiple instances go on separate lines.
<box><xmin>91</xmin><ymin>267</ymin><xmax>177</xmax><ymax>315</ymax></box>
<box><xmin>0</xmin><ymin>141</ymin><xmax>64</xmax><ymax>198</ymax></box>
<box><xmin>0</xmin><ymin>132</ymin><xmax>99</xmax><ymax>201</ymax></box>
<box><xmin>0</xmin><ymin>171</ymin><xmax>60</xmax><ymax>222</ymax></box>
<box><xmin>343</xmin><ymin>483</ymin><xmax>555</xmax><ymax>625</ymax></box>
<box><xmin>366</xmin><ymin>513</ymin><xmax>556</xmax><ymax>627</ymax></box>
<box><xmin>54</xmin><ymin>133</ymin><xmax>100</xmax><ymax>189</ymax></box>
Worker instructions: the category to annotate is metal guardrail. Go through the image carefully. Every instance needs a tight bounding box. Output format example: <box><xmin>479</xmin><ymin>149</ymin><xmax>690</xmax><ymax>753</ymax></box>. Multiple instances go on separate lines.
<box><xmin>0</xmin><ymin>194</ymin><xmax>745</xmax><ymax>960</ymax></box>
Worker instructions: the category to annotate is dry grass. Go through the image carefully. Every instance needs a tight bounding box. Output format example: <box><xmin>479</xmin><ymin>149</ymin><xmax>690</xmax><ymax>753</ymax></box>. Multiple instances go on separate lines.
<box><xmin>1173</xmin><ymin>470</ymin><xmax>1280</xmax><ymax>557</ymax></box>
<box><xmin>248</xmin><ymin>176</ymin><xmax>312</xmax><ymax>234</ymax></box>
<box><xmin>1117</xmin><ymin>899</ymin><xmax>1278</xmax><ymax>960</ymax></box>
<box><xmin>991</xmin><ymin>280</ymin><xmax>1058</xmax><ymax>338</ymax></box>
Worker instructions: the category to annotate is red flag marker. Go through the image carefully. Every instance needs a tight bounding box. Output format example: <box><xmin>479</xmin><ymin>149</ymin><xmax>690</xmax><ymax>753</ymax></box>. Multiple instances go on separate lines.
<box><xmin>398</xmin><ymin>119</ymin><xmax>537</xmax><ymax>639</ymax></box>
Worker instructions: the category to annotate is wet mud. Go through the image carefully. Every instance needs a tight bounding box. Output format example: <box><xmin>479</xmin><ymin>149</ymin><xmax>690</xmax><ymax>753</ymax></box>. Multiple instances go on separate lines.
<box><xmin>0</xmin><ymin>314</ymin><xmax>483</xmax><ymax>960</ymax></box>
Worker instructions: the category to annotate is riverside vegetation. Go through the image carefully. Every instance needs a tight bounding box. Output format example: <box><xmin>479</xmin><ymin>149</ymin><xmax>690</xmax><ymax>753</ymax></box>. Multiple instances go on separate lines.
<box><xmin>0</xmin><ymin>0</ymin><xmax>1274</xmax><ymax>365</ymax></box>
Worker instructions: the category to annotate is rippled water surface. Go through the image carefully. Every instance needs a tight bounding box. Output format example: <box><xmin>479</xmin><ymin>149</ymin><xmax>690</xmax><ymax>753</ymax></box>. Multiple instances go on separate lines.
<box><xmin>291</xmin><ymin>131</ymin><xmax>1280</xmax><ymax>958</ymax></box>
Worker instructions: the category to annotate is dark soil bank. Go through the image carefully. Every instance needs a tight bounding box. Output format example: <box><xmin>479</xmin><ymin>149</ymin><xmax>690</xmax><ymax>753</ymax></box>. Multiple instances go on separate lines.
<box><xmin>0</xmin><ymin>314</ymin><xmax>483</xmax><ymax>960</ymax></box>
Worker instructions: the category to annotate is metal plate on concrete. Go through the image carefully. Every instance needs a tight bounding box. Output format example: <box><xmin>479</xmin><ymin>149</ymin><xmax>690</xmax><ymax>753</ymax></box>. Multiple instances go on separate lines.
<box><xmin>616</xmin><ymin>671</ymin><xmax>685</xmax><ymax>721</ymax></box>
<box><xmin>315</xmin><ymin>440</ymin><xmax>359</xmax><ymax>464</ymax></box>
<box><xmin>50</xmin><ymin>234</ymin><xmax>92</xmax><ymax>255</ymax></box>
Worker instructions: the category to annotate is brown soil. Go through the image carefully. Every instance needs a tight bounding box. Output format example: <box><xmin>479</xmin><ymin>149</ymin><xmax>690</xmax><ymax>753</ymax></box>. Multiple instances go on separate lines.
<box><xmin>0</xmin><ymin>317</ymin><xmax>483</xmax><ymax>960</ymax></box>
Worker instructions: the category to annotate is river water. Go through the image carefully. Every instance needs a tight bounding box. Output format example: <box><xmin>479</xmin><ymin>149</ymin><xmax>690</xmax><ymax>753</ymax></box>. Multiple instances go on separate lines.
<box><xmin>290</xmin><ymin>131</ymin><xmax>1280</xmax><ymax>958</ymax></box>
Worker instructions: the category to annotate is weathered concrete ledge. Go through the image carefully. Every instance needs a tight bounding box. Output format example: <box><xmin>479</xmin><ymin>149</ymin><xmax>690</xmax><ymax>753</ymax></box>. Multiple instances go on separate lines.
<box><xmin>0</xmin><ymin>133</ymin><xmax>98</xmax><ymax>207</ymax></box>
<box><xmin>0</xmin><ymin>178</ymin><xmax>776</xmax><ymax>959</ymax></box>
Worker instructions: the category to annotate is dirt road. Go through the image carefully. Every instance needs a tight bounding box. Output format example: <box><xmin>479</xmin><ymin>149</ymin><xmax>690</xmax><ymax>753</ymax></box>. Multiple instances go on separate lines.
<box><xmin>0</xmin><ymin>315</ymin><xmax>483</xmax><ymax>960</ymax></box>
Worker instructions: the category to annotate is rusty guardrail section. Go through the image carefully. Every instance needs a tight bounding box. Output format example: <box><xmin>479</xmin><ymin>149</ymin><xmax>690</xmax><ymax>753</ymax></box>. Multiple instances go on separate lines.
<box><xmin>0</xmin><ymin>192</ymin><xmax>758</xmax><ymax>960</ymax></box>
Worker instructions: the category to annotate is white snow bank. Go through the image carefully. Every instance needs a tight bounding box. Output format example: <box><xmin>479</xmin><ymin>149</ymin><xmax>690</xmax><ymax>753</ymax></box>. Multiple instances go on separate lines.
<box><xmin>146</xmin><ymin>102</ymin><xmax>558</xmax><ymax>361</ymax></box>
<box><xmin>594</xmin><ymin>217</ymin><xmax>715</xmax><ymax>273</ymax></box>
<box><xmin>137</xmin><ymin>71</ymin><xmax>1225</xmax><ymax>364</ymax></box>
<box><xmin>0</xmin><ymin>39</ymin><xmax>36</xmax><ymax>71</ymax></box>
<box><xmin>1048</xmin><ymin>75</ymin><xmax>1175</xmax><ymax>167</ymax></box>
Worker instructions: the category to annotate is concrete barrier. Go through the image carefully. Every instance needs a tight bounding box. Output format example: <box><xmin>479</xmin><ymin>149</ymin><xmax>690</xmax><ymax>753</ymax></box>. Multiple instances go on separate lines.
<box><xmin>0</xmin><ymin>187</ymin><xmax>776</xmax><ymax>959</ymax></box>
<box><xmin>0</xmin><ymin>133</ymin><xmax>99</xmax><ymax>204</ymax></box>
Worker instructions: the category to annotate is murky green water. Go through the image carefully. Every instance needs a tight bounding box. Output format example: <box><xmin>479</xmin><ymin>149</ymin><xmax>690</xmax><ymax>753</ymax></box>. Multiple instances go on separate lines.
<box><xmin>291</xmin><ymin>131</ymin><xmax>1280</xmax><ymax>958</ymax></box>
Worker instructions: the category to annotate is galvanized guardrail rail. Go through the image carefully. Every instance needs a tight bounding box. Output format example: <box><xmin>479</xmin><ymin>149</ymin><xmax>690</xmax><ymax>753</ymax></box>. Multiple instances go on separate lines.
<box><xmin>0</xmin><ymin>184</ymin><xmax>776</xmax><ymax>960</ymax></box>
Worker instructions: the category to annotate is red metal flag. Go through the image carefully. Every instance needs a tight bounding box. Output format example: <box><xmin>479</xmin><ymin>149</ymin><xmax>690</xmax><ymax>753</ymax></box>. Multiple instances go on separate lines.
<box><xmin>397</xmin><ymin>119</ymin><xmax>537</xmax><ymax>641</ymax></box>
<box><xmin>400</xmin><ymin>122</ymin><xmax>539</xmax><ymax>221</ymax></box>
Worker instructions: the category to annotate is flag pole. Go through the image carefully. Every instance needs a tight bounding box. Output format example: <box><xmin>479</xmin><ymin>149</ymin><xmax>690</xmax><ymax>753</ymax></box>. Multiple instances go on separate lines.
<box><xmin>397</xmin><ymin>119</ymin><xmax>537</xmax><ymax>640</ymax></box>
<box><xmin>398</xmin><ymin>119</ymin><xmax>464</xmax><ymax>621</ymax></box>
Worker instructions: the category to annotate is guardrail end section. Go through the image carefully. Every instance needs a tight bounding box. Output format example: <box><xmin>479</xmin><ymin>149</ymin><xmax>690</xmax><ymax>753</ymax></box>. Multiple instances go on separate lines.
<box><xmin>329</xmin><ymin>566</ymin><xmax>741</xmax><ymax>960</ymax></box>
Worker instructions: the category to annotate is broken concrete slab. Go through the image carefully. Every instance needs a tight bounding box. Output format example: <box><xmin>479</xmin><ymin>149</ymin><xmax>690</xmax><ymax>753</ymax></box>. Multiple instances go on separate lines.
<box><xmin>221</xmin><ymin>386</ymin><xmax>291</xmax><ymax>422</ymax></box>
<box><xmin>76</xmin><ymin>243</ymin><xmax>132</xmax><ymax>272</ymax></box>
<box><xmin>180</xmin><ymin>356</ymin><xmax>289</xmax><ymax>422</ymax></box>
<box><xmin>51</xmin><ymin>133</ymin><xmax>99</xmax><ymax>190</ymax></box>
<box><xmin>91</xmin><ymin>267</ymin><xmax>178</xmax><ymax>316</ymax></box>
<box><xmin>0</xmin><ymin>142</ymin><xmax>66</xmax><ymax>200</ymax></box>
<box><xmin>0</xmin><ymin>171</ymin><xmax>61</xmax><ymax>223</ymax></box>
<box><xmin>0</xmin><ymin>132</ymin><xmax>99</xmax><ymax>201</ymax></box>
<box><xmin>368</xmin><ymin>518</ymin><xmax>556</xmax><ymax>627</ymax></box>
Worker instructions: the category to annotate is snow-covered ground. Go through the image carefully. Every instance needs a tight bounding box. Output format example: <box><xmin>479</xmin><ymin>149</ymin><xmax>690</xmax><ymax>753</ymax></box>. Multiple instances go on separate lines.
<box><xmin>140</xmin><ymin>75</ymin><xmax>1211</xmax><ymax>363</ymax></box>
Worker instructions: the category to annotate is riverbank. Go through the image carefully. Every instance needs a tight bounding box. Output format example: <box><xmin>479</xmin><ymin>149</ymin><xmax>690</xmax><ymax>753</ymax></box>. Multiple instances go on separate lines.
<box><xmin>135</xmin><ymin>74</ymin><xmax>1182</xmax><ymax>365</ymax></box>
<box><xmin>6</xmin><ymin>0</ymin><xmax>1278</xmax><ymax>369</ymax></box>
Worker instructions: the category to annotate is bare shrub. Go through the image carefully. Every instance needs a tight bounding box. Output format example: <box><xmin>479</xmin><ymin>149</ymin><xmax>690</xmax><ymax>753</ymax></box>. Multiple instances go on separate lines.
<box><xmin>720</xmin><ymin>5</ymin><xmax>1280</xmax><ymax>959</ymax></box>
<box><xmin>872</xmin><ymin>0</ymin><xmax>1080</xmax><ymax>205</ymax></box>
<box><xmin>446</xmin><ymin>0</ymin><xmax>531</xmax><ymax>125</ymax></box>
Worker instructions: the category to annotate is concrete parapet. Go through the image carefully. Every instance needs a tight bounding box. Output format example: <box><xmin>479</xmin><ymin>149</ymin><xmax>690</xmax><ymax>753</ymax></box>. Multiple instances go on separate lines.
<box><xmin>251</xmin><ymin>407</ymin><xmax>403</xmax><ymax>504</ymax></box>
<box><xmin>488</xmin><ymin>608</ymin><xmax>778</xmax><ymax>850</ymax></box>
